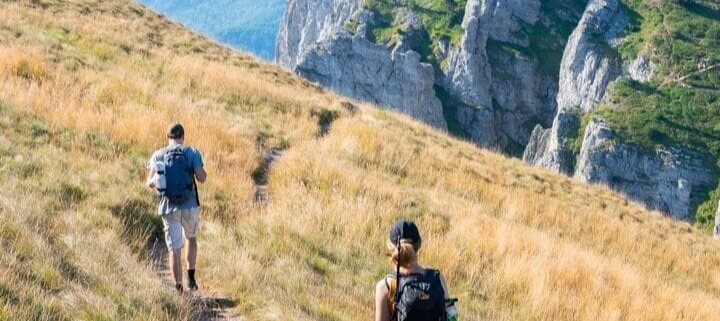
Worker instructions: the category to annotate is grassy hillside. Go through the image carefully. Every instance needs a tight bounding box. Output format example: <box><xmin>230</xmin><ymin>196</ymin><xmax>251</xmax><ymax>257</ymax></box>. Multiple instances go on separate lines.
<box><xmin>3</xmin><ymin>0</ymin><xmax>720</xmax><ymax>320</ymax></box>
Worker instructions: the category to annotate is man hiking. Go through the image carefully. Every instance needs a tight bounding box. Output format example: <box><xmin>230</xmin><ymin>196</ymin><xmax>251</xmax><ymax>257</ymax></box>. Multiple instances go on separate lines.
<box><xmin>146</xmin><ymin>123</ymin><xmax>207</xmax><ymax>293</ymax></box>
<box><xmin>375</xmin><ymin>220</ymin><xmax>457</xmax><ymax>321</ymax></box>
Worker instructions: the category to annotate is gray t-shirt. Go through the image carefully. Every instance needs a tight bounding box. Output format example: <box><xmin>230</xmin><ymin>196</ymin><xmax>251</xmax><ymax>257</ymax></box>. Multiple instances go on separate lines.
<box><xmin>147</xmin><ymin>144</ymin><xmax>204</xmax><ymax>215</ymax></box>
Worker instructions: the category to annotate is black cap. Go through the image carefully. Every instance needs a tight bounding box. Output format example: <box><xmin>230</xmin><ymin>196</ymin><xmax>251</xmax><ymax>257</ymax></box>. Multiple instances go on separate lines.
<box><xmin>167</xmin><ymin>122</ymin><xmax>184</xmax><ymax>139</ymax></box>
<box><xmin>389</xmin><ymin>220</ymin><xmax>421</xmax><ymax>245</ymax></box>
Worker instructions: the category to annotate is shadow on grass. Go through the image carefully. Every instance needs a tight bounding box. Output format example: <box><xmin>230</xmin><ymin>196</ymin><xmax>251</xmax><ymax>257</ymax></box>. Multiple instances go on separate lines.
<box><xmin>681</xmin><ymin>2</ymin><xmax>720</xmax><ymax>21</ymax></box>
<box><xmin>190</xmin><ymin>296</ymin><xmax>238</xmax><ymax>320</ymax></box>
<box><xmin>109</xmin><ymin>198</ymin><xmax>163</xmax><ymax>259</ymax></box>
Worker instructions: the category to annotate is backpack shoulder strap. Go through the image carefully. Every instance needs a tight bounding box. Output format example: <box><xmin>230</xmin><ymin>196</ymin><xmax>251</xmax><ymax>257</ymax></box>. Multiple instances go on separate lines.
<box><xmin>426</xmin><ymin>269</ymin><xmax>446</xmax><ymax>298</ymax></box>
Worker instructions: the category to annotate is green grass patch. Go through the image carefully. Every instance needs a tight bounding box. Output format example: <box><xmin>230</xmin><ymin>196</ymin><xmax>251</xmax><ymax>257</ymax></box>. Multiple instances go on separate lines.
<box><xmin>620</xmin><ymin>0</ymin><xmax>720</xmax><ymax>78</ymax></box>
<box><xmin>174</xmin><ymin>40</ymin><xmax>205</xmax><ymax>54</ymax></box>
<box><xmin>363</xmin><ymin>0</ymin><xmax>466</xmax><ymax>62</ymax></box>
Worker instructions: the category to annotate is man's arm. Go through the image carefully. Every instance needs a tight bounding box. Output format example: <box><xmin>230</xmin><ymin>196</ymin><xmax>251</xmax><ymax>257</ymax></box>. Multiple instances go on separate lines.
<box><xmin>194</xmin><ymin>166</ymin><xmax>207</xmax><ymax>183</ymax></box>
<box><xmin>146</xmin><ymin>168</ymin><xmax>156</xmax><ymax>189</ymax></box>
<box><xmin>192</xmin><ymin>149</ymin><xmax>207</xmax><ymax>183</ymax></box>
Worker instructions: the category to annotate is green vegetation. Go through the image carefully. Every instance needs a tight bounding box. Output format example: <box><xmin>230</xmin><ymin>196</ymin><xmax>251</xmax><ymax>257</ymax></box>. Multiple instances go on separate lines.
<box><xmin>590</xmin><ymin>0</ymin><xmax>720</xmax><ymax>226</ymax></box>
<box><xmin>363</xmin><ymin>0</ymin><xmax>467</xmax><ymax>62</ymax></box>
<box><xmin>597</xmin><ymin>81</ymin><xmax>720</xmax><ymax>155</ymax></box>
<box><xmin>619</xmin><ymin>0</ymin><xmax>720</xmax><ymax>73</ymax></box>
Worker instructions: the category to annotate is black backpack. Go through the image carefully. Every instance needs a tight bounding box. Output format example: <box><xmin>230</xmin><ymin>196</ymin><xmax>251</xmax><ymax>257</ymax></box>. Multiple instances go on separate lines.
<box><xmin>387</xmin><ymin>269</ymin><xmax>447</xmax><ymax>321</ymax></box>
<box><xmin>163</xmin><ymin>146</ymin><xmax>194</xmax><ymax>205</ymax></box>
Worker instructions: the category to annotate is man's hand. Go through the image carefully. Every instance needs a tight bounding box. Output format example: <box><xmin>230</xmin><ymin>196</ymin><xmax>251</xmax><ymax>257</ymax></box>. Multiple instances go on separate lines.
<box><xmin>146</xmin><ymin>169</ymin><xmax>156</xmax><ymax>189</ymax></box>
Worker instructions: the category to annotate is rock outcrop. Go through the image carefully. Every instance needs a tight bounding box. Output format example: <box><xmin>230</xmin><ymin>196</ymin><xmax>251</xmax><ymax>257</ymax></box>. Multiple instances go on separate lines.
<box><xmin>523</xmin><ymin>0</ymin><xmax>626</xmax><ymax>173</ymax></box>
<box><xmin>276</xmin><ymin>0</ymin><xmax>362</xmax><ymax>69</ymax></box>
<box><xmin>626</xmin><ymin>56</ymin><xmax>657</xmax><ymax>82</ymax></box>
<box><xmin>441</xmin><ymin>0</ymin><xmax>567</xmax><ymax>149</ymax></box>
<box><xmin>295</xmin><ymin>31</ymin><xmax>447</xmax><ymax>128</ymax></box>
<box><xmin>575</xmin><ymin>120</ymin><xmax>715</xmax><ymax>220</ymax></box>
<box><xmin>523</xmin><ymin>110</ymin><xmax>580</xmax><ymax>174</ymax></box>
<box><xmin>278</xmin><ymin>0</ymin><xmax>582</xmax><ymax>150</ymax></box>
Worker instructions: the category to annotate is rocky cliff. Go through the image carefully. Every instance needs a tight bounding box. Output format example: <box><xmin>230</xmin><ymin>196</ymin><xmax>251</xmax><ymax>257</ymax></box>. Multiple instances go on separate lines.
<box><xmin>523</xmin><ymin>0</ymin><xmax>626</xmax><ymax>173</ymax></box>
<box><xmin>441</xmin><ymin>0</ymin><xmax>570</xmax><ymax>150</ymax></box>
<box><xmin>575</xmin><ymin>120</ymin><xmax>714</xmax><ymax>220</ymax></box>
<box><xmin>276</xmin><ymin>0</ymin><xmax>362</xmax><ymax>68</ymax></box>
<box><xmin>295</xmin><ymin>30</ymin><xmax>447</xmax><ymax>128</ymax></box>
<box><xmin>277</xmin><ymin>0</ymin><xmax>584</xmax><ymax>148</ymax></box>
<box><xmin>523</xmin><ymin>0</ymin><xmax>717</xmax><ymax>222</ymax></box>
<box><xmin>276</xmin><ymin>0</ymin><xmax>720</xmax><ymax>223</ymax></box>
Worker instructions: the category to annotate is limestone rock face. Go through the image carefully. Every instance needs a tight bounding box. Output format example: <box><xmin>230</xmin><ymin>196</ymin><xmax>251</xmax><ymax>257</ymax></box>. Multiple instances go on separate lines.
<box><xmin>523</xmin><ymin>110</ymin><xmax>580</xmax><ymax>174</ymax></box>
<box><xmin>524</xmin><ymin>0</ymin><xmax>626</xmax><ymax>172</ymax></box>
<box><xmin>277</xmin><ymin>0</ymin><xmax>578</xmax><ymax>150</ymax></box>
<box><xmin>626</xmin><ymin>56</ymin><xmax>657</xmax><ymax>82</ymax></box>
<box><xmin>555</xmin><ymin>0</ymin><xmax>627</xmax><ymax>113</ymax></box>
<box><xmin>575</xmin><ymin>120</ymin><xmax>715</xmax><ymax>220</ymax></box>
<box><xmin>442</xmin><ymin>0</ymin><xmax>564</xmax><ymax>149</ymax></box>
<box><xmin>275</xmin><ymin>0</ymin><xmax>362</xmax><ymax>69</ymax></box>
<box><xmin>295</xmin><ymin>31</ymin><xmax>447</xmax><ymax>128</ymax></box>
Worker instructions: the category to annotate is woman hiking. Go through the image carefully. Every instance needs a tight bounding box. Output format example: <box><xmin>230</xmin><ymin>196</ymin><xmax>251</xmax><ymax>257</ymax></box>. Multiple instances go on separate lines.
<box><xmin>374</xmin><ymin>220</ymin><xmax>456</xmax><ymax>321</ymax></box>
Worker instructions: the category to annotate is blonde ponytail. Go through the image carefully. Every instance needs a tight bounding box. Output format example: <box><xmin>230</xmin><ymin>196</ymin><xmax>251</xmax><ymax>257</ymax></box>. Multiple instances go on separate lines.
<box><xmin>388</xmin><ymin>238</ymin><xmax>421</xmax><ymax>267</ymax></box>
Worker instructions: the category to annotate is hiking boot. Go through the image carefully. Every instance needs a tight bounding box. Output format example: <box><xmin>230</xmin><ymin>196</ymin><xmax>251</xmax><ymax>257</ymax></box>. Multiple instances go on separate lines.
<box><xmin>175</xmin><ymin>283</ymin><xmax>184</xmax><ymax>294</ymax></box>
<box><xmin>187</xmin><ymin>279</ymin><xmax>198</xmax><ymax>291</ymax></box>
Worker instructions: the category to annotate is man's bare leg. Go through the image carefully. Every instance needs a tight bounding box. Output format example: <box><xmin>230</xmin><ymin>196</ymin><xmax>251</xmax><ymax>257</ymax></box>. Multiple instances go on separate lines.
<box><xmin>186</xmin><ymin>237</ymin><xmax>198</xmax><ymax>290</ymax></box>
<box><xmin>169</xmin><ymin>249</ymin><xmax>183</xmax><ymax>292</ymax></box>
<box><xmin>186</xmin><ymin>237</ymin><xmax>197</xmax><ymax>269</ymax></box>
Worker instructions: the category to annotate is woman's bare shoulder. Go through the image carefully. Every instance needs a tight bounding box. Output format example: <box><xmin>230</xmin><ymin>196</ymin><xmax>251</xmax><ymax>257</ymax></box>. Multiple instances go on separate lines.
<box><xmin>375</xmin><ymin>278</ymin><xmax>389</xmax><ymax>294</ymax></box>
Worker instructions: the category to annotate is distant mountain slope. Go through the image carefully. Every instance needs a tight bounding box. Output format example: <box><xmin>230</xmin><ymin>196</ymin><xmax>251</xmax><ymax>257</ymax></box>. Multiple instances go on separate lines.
<box><xmin>277</xmin><ymin>0</ymin><xmax>720</xmax><ymax>224</ymax></box>
<box><xmin>138</xmin><ymin>0</ymin><xmax>285</xmax><ymax>60</ymax></box>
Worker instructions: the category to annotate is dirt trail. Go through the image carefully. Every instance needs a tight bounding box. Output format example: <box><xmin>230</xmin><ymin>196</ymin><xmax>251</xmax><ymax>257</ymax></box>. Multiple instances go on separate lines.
<box><xmin>251</xmin><ymin>105</ymin><xmax>352</xmax><ymax>204</ymax></box>
<box><xmin>664</xmin><ymin>63</ymin><xmax>720</xmax><ymax>87</ymax></box>
<box><xmin>147</xmin><ymin>233</ymin><xmax>241</xmax><ymax>321</ymax></box>
<box><xmin>252</xmin><ymin>148</ymin><xmax>283</xmax><ymax>204</ymax></box>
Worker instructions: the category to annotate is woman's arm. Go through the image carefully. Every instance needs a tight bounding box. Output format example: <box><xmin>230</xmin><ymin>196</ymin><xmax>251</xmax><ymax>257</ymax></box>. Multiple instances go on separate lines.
<box><xmin>375</xmin><ymin>279</ymin><xmax>391</xmax><ymax>321</ymax></box>
<box><xmin>439</xmin><ymin>273</ymin><xmax>450</xmax><ymax>299</ymax></box>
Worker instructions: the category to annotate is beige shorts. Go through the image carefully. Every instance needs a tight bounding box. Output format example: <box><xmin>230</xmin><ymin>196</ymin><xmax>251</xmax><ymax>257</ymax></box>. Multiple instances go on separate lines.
<box><xmin>162</xmin><ymin>207</ymin><xmax>200</xmax><ymax>251</ymax></box>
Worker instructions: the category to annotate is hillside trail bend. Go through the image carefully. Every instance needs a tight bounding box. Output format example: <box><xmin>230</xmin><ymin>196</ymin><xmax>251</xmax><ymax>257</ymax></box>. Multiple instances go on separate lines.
<box><xmin>143</xmin><ymin>103</ymin><xmax>351</xmax><ymax>319</ymax></box>
<box><xmin>253</xmin><ymin>104</ymin><xmax>349</xmax><ymax>204</ymax></box>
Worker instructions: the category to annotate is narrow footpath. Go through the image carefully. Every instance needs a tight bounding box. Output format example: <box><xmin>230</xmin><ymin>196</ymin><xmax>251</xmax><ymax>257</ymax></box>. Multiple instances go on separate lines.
<box><xmin>147</xmin><ymin>234</ymin><xmax>242</xmax><ymax>321</ymax></box>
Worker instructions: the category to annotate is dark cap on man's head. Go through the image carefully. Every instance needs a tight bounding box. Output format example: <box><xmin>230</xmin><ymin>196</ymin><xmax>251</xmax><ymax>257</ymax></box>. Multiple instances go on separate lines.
<box><xmin>167</xmin><ymin>122</ymin><xmax>185</xmax><ymax>139</ymax></box>
<box><xmin>389</xmin><ymin>220</ymin><xmax>421</xmax><ymax>245</ymax></box>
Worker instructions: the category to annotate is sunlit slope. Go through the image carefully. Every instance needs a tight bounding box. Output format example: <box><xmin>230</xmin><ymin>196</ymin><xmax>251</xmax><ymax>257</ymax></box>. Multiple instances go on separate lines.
<box><xmin>1</xmin><ymin>1</ymin><xmax>720</xmax><ymax>321</ymax></box>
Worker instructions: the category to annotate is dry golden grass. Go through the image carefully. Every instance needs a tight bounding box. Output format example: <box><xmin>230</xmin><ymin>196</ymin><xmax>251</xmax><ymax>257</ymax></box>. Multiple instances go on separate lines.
<box><xmin>2</xmin><ymin>0</ymin><xmax>720</xmax><ymax>320</ymax></box>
